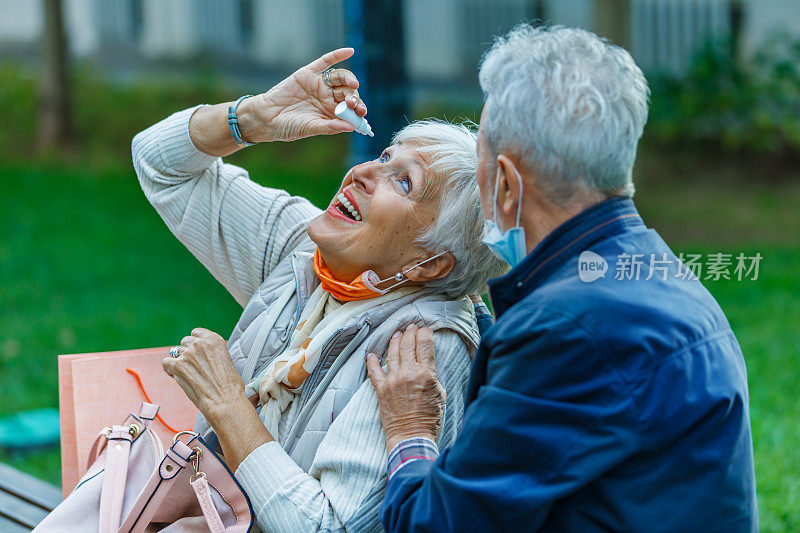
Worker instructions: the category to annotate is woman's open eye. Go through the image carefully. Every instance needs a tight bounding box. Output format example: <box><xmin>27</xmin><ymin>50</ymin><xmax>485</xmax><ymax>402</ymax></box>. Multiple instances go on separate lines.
<box><xmin>398</xmin><ymin>176</ymin><xmax>412</xmax><ymax>194</ymax></box>
<box><xmin>379</xmin><ymin>152</ymin><xmax>390</xmax><ymax>163</ymax></box>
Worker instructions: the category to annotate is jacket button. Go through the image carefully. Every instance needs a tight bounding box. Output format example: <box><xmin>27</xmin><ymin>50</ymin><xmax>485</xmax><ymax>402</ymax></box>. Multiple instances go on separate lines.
<box><xmin>516</xmin><ymin>282</ymin><xmax>523</xmax><ymax>288</ymax></box>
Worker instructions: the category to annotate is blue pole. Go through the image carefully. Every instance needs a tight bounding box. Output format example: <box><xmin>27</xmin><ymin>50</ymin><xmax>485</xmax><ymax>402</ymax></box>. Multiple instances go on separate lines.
<box><xmin>344</xmin><ymin>0</ymin><xmax>409</xmax><ymax>166</ymax></box>
<box><xmin>344</xmin><ymin>0</ymin><xmax>370</xmax><ymax>167</ymax></box>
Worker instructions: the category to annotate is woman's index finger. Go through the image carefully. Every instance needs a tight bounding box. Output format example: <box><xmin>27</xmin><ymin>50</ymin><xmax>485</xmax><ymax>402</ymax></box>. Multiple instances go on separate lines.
<box><xmin>386</xmin><ymin>331</ymin><xmax>402</xmax><ymax>374</ymax></box>
<box><xmin>307</xmin><ymin>47</ymin><xmax>355</xmax><ymax>74</ymax></box>
<box><xmin>399</xmin><ymin>324</ymin><xmax>419</xmax><ymax>369</ymax></box>
<box><xmin>415</xmin><ymin>327</ymin><xmax>436</xmax><ymax>369</ymax></box>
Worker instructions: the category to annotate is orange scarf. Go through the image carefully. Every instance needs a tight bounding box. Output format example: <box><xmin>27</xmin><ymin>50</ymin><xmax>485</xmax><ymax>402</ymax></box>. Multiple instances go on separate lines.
<box><xmin>313</xmin><ymin>248</ymin><xmax>385</xmax><ymax>301</ymax></box>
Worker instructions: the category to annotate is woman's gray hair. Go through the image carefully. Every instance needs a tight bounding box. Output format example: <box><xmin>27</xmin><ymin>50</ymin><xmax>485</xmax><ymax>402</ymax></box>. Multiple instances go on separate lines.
<box><xmin>479</xmin><ymin>24</ymin><xmax>650</xmax><ymax>202</ymax></box>
<box><xmin>393</xmin><ymin>120</ymin><xmax>508</xmax><ymax>299</ymax></box>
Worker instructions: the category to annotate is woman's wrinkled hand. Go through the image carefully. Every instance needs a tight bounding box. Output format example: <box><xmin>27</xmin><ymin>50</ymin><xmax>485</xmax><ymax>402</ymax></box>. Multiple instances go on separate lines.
<box><xmin>162</xmin><ymin>328</ymin><xmax>246</xmax><ymax>423</ymax></box>
<box><xmin>240</xmin><ymin>47</ymin><xmax>367</xmax><ymax>143</ymax></box>
<box><xmin>366</xmin><ymin>325</ymin><xmax>446</xmax><ymax>453</ymax></box>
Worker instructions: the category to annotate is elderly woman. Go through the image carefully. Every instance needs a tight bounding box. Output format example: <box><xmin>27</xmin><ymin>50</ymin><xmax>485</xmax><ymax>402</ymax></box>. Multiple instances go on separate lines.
<box><xmin>132</xmin><ymin>48</ymin><xmax>504</xmax><ymax>532</ymax></box>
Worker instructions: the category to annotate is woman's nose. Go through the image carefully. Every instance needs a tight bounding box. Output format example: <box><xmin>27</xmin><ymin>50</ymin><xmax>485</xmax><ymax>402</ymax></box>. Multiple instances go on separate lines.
<box><xmin>350</xmin><ymin>162</ymin><xmax>378</xmax><ymax>195</ymax></box>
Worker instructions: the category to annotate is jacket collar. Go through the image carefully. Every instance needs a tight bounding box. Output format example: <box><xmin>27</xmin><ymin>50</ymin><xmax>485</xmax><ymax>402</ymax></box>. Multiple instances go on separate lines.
<box><xmin>488</xmin><ymin>196</ymin><xmax>643</xmax><ymax>317</ymax></box>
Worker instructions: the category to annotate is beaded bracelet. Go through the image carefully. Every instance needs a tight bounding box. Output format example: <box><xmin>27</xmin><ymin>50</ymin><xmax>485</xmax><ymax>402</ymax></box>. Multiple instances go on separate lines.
<box><xmin>227</xmin><ymin>95</ymin><xmax>256</xmax><ymax>147</ymax></box>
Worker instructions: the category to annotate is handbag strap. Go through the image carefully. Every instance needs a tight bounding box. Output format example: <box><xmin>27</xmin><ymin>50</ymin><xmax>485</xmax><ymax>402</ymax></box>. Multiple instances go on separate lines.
<box><xmin>121</xmin><ymin>439</ymin><xmax>196</xmax><ymax>533</ymax></box>
<box><xmin>120</xmin><ymin>436</ymin><xmax>252</xmax><ymax>533</ymax></box>
<box><xmin>82</xmin><ymin>403</ymin><xmax>164</xmax><ymax>533</ymax></box>
<box><xmin>98</xmin><ymin>425</ymin><xmax>134</xmax><ymax>533</ymax></box>
<box><xmin>87</xmin><ymin>426</ymin><xmax>113</xmax><ymax>470</ymax></box>
<box><xmin>191</xmin><ymin>474</ymin><xmax>226</xmax><ymax>532</ymax></box>
<box><xmin>85</xmin><ymin>402</ymin><xmax>159</xmax><ymax>470</ymax></box>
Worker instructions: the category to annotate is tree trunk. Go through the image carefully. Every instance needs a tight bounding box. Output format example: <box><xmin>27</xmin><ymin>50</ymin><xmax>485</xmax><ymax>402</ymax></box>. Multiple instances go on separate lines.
<box><xmin>37</xmin><ymin>0</ymin><xmax>73</xmax><ymax>149</ymax></box>
<box><xmin>729</xmin><ymin>0</ymin><xmax>745</xmax><ymax>62</ymax></box>
<box><xmin>592</xmin><ymin>0</ymin><xmax>632</xmax><ymax>51</ymax></box>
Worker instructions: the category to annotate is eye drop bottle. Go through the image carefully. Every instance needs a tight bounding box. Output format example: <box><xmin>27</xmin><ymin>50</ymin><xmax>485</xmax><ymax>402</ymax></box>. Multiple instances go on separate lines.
<box><xmin>335</xmin><ymin>101</ymin><xmax>374</xmax><ymax>137</ymax></box>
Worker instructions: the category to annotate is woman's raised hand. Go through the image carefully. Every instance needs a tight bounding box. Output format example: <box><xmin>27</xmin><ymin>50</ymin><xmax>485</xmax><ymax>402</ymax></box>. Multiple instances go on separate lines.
<box><xmin>241</xmin><ymin>47</ymin><xmax>367</xmax><ymax>143</ymax></box>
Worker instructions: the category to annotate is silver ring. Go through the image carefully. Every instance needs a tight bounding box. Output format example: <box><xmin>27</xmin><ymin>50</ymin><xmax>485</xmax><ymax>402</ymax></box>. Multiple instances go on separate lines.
<box><xmin>169</xmin><ymin>346</ymin><xmax>181</xmax><ymax>358</ymax></box>
<box><xmin>322</xmin><ymin>68</ymin><xmax>334</xmax><ymax>87</ymax></box>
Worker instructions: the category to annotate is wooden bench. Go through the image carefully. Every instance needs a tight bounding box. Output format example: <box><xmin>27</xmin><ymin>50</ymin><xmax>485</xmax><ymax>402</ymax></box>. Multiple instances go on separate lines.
<box><xmin>0</xmin><ymin>462</ymin><xmax>61</xmax><ymax>532</ymax></box>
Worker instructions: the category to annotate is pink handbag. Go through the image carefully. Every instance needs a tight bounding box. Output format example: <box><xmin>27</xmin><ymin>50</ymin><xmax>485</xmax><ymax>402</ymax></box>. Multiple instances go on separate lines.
<box><xmin>59</xmin><ymin>347</ymin><xmax>200</xmax><ymax>495</ymax></box>
<box><xmin>34</xmin><ymin>402</ymin><xmax>254</xmax><ymax>532</ymax></box>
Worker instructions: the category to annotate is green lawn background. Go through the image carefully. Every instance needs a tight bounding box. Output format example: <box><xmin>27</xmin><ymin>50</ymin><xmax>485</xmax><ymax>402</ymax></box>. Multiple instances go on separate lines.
<box><xmin>0</xmin><ymin>70</ymin><xmax>798</xmax><ymax>531</ymax></box>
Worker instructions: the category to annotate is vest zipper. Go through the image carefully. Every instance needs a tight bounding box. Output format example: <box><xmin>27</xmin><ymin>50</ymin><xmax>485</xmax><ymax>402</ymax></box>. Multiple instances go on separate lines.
<box><xmin>282</xmin><ymin>321</ymin><xmax>372</xmax><ymax>451</ymax></box>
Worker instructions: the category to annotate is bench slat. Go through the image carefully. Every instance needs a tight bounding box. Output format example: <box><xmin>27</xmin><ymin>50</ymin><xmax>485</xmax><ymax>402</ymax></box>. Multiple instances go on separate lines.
<box><xmin>0</xmin><ymin>489</ymin><xmax>49</xmax><ymax>528</ymax></box>
<box><xmin>0</xmin><ymin>513</ymin><xmax>32</xmax><ymax>533</ymax></box>
<box><xmin>0</xmin><ymin>463</ymin><xmax>61</xmax><ymax>511</ymax></box>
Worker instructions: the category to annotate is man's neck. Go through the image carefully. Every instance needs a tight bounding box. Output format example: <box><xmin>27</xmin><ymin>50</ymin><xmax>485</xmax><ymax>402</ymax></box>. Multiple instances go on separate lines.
<box><xmin>522</xmin><ymin>192</ymin><xmax>608</xmax><ymax>253</ymax></box>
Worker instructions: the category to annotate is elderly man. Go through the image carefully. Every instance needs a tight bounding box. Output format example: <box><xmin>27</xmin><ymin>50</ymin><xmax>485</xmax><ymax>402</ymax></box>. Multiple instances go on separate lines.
<box><xmin>366</xmin><ymin>25</ymin><xmax>758</xmax><ymax>532</ymax></box>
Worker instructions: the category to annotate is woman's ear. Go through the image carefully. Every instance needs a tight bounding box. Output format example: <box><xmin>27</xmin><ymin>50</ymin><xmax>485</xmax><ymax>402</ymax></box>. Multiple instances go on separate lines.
<box><xmin>495</xmin><ymin>154</ymin><xmax>521</xmax><ymax>218</ymax></box>
<box><xmin>402</xmin><ymin>252</ymin><xmax>456</xmax><ymax>283</ymax></box>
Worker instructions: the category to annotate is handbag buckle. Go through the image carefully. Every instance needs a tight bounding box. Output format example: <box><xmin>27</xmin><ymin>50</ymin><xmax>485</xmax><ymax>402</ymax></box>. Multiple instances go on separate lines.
<box><xmin>189</xmin><ymin>446</ymin><xmax>205</xmax><ymax>482</ymax></box>
<box><xmin>172</xmin><ymin>430</ymin><xmax>198</xmax><ymax>445</ymax></box>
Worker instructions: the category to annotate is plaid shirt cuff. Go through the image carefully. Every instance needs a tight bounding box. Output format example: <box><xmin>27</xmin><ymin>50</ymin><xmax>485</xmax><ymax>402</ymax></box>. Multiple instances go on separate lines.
<box><xmin>473</xmin><ymin>300</ymin><xmax>492</xmax><ymax>317</ymax></box>
<box><xmin>387</xmin><ymin>437</ymin><xmax>440</xmax><ymax>480</ymax></box>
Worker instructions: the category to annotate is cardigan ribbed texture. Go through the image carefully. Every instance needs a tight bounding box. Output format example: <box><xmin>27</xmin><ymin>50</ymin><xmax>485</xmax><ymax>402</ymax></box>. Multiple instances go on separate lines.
<box><xmin>131</xmin><ymin>107</ymin><xmax>471</xmax><ymax>532</ymax></box>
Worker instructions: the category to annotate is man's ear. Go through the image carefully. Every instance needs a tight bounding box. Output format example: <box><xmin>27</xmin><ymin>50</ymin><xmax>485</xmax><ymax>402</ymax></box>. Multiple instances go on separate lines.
<box><xmin>403</xmin><ymin>252</ymin><xmax>456</xmax><ymax>283</ymax></box>
<box><xmin>495</xmin><ymin>154</ymin><xmax>522</xmax><ymax>218</ymax></box>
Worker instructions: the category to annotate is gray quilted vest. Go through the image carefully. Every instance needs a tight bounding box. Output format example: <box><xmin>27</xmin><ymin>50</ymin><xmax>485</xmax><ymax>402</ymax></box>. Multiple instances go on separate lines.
<box><xmin>195</xmin><ymin>240</ymin><xmax>479</xmax><ymax>471</ymax></box>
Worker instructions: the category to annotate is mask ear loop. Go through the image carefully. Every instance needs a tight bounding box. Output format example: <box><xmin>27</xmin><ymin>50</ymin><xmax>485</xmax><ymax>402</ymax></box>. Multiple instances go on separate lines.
<box><xmin>509</xmin><ymin>164</ymin><xmax>524</xmax><ymax>228</ymax></box>
<box><xmin>492</xmin><ymin>168</ymin><xmax>502</xmax><ymax>227</ymax></box>
<box><xmin>373</xmin><ymin>251</ymin><xmax>448</xmax><ymax>293</ymax></box>
<box><xmin>493</xmin><ymin>163</ymin><xmax>524</xmax><ymax>228</ymax></box>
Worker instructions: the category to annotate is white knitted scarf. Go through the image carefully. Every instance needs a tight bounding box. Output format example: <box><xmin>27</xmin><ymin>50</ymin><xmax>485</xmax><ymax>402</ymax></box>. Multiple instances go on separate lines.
<box><xmin>247</xmin><ymin>283</ymin><xmax>418</xmax><ymax>440</ymax></box>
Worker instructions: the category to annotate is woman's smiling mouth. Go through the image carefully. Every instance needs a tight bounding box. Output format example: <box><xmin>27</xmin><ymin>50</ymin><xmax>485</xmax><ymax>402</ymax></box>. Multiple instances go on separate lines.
<box><xmin>327</xmin><ymin>191</ymin><xmax>363</xmax><ymax>223</ymax></box>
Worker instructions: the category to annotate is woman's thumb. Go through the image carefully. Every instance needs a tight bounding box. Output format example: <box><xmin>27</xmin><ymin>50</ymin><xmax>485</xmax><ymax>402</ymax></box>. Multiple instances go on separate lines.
<box><xmin>330</xmin><ymin>118</ymin><xmax>355</xmax><ymax>134</ymax></box>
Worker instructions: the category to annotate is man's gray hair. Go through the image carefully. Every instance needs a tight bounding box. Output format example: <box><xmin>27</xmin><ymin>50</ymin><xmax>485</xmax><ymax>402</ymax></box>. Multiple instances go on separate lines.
<box><xmin>479</xmin><ymin>24</ymin><xmax>650</xmax><ymax>201</ymax></box>
<box><xmin>393</xmin><ymin>120</ymin><xmax>508</xmax><ymax>299</ymax></box>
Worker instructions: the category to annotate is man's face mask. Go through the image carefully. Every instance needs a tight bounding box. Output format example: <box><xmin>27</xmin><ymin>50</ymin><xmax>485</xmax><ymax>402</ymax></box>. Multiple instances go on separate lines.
<box><xmin>481</xmin><ymin>164</ymin><xmax>527</xmax><ymax>267</ymax></box>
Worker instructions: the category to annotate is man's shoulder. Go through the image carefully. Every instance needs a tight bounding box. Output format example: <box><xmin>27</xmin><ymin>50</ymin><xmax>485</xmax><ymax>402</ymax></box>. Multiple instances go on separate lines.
<box><xmin>488</xmin><ymin>229</ymin><xmax>740</xmax><ymax>388</ymax></box>
<box><xmin>525</xmin><ymin>230</ymin><xmax>730</xmax><ymax>350</ymax></box>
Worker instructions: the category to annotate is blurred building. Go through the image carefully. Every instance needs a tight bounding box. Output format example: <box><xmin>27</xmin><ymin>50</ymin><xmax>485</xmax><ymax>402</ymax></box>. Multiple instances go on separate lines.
<box><xmin>1</xmin><ymin>0</ymin><xmax>799</xmax><ymax>89</ymax></box>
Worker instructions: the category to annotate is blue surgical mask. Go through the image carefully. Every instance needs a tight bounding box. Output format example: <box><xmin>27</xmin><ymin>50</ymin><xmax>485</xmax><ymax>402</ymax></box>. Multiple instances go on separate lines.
<box><xmin>481</xmin><ymin>165</ymin><xmax>527</xmax><ymax>267</ymax></box>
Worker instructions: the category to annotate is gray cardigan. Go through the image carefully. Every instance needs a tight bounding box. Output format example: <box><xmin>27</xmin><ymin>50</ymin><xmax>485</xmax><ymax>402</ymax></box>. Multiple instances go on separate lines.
<box><xmin>132</xmin><ymin>106</ymin><xmax>478</xmax><ymax>532</ymax></box>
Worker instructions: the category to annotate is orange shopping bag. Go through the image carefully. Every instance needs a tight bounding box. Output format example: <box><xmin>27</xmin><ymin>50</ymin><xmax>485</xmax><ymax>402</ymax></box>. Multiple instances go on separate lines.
<box><xmin>58</xmin><ymin>347</ymin><xmax>199</xmax><ymax>497</ymax></box>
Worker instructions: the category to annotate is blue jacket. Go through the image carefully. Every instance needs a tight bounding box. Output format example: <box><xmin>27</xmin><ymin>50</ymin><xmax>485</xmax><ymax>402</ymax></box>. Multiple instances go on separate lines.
<box><xmin>381</xmin><ymin>197</ymin><xmax>757</xmax><ymax>532</ymax></box>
